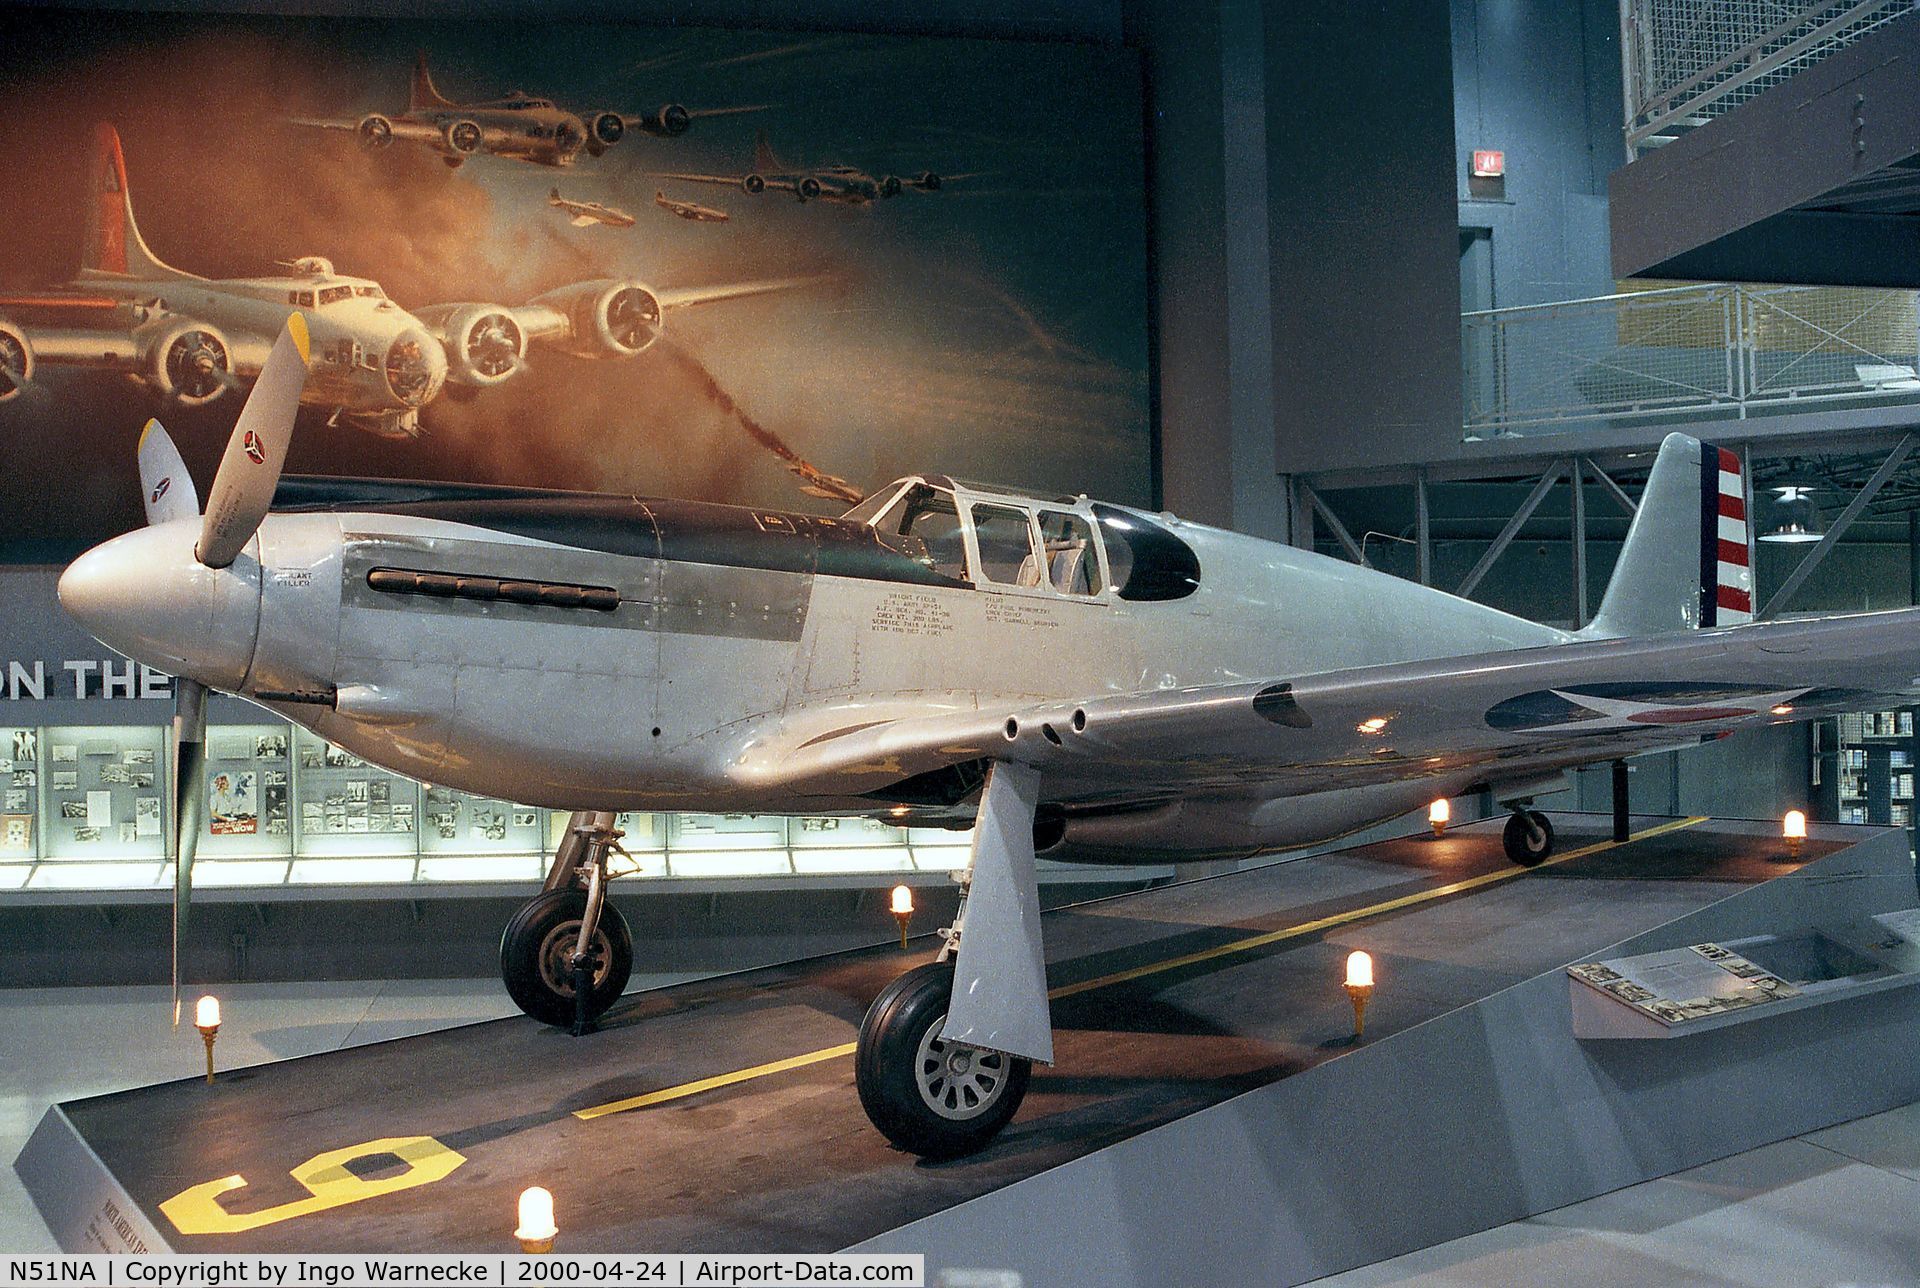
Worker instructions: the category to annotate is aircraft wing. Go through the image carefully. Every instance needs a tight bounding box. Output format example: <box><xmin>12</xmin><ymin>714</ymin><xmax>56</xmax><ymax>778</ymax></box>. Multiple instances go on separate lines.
<box><xmin>732</xmin><ymin>609</ymin><xmax>1920</xmax><ymax>805</ymax></box>
<box><xmin>654</xmin><ymin>274</ymin><xmax>826</xmax><ymax>310</ymax></box>
<box><xmin>651</xmin><ymin>171</ymin><xmax>802</xmax><ymax>194</ymax></box>
<box><xmin>288</xmin><ymin>116</ymin><xmax>446</xmax><ymax>146</ymax></box>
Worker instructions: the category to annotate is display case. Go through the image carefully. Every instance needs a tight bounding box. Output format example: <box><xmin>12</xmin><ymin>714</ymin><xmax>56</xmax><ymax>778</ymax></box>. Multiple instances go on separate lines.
<box><xmin>1821</xmin><ymin>708</ymin><xmax>1918</xmax><ymax>847</ymax></box>
<box><xmin>0</xmin><ymin>717</ymin><xmax>981</xmax><ymax>892</ymax></box>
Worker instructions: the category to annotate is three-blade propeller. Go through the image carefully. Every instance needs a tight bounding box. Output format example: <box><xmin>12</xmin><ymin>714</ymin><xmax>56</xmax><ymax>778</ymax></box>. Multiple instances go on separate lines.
<box><xmin>138</xmin><ymin>314</ymin><xmax>311</xmax><ymax>1023</ymax></box>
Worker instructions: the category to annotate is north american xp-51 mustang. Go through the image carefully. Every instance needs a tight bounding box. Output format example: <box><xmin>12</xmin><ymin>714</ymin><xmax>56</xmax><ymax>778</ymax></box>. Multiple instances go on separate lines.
<box><xmin>61</xmin><ymin>316</ymin><xmax>1920</xmax><ymax>1157</ymax></box>
<box><xmin>293</xmin><ymin>53</ymin><xmax>762</xmax><ymax>169</ymax></box>
<box><xmin>0</xmin><ymin>124</ymin><xmax>810</xmax><ymax>438</ymax></box>
<box><xmin>548</xmin><ymin>188</ymin><xmax>637</xmax><ymax>229</ymax></box>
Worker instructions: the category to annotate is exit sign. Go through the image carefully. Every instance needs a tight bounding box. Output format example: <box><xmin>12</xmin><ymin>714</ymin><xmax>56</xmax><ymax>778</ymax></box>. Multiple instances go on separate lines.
<box><xmin>1472</xmin><ymin>149</ymin><xmax>1505</xmax><ymax>178</ymax></box>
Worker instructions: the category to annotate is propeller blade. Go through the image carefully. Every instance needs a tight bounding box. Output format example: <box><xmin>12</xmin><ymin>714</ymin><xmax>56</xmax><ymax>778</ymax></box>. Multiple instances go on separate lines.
<box><xmin>197</xmin><ymin>313</ymin><xmax>311</xmax><ymax>569</ymax></box>
<box><xmin>137</xmin><ymin>419</ymin><xmax>201</xmax><ymax>526</ymax></box>
<box><xmin>170</xmin><ymin>677</ymin><xmax>207</xmax><ymax>1026</ymax></box>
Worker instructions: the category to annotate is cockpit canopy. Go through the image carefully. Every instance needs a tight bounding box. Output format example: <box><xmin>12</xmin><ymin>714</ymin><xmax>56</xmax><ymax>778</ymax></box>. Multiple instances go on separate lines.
<box><xmin>849</xmin><ymin>476</ymin><xmax>1199</xmax><ymax>602</ymax></box>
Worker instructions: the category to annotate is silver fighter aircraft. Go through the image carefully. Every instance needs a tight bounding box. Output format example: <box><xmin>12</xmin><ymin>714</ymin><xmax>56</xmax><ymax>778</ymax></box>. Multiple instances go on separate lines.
<box><xmin>654</xmin><ymin>190</ymin><xmax>730</xmax><ymax>224</ymax></box>
<box><xmin>549</xmin><ymin>188</ymin><xmax>637</xmax><ymax>229</ymax></box>
<box><xmin>655</xmin><ymin>130</ymin><xmax>957</xmax><ymax>205</ymax></box>
<box><xmin>0</xmin><ymin>124</ymin><xmax>814</xmax><ymax>438</ymax></box>
<box><xmin>293</xmin><ymin>53</ymin><xmax>763</xmax><ymax>169</ymax></box>
<box><xmin>60</xmin><ymin>317</ymin><xmax>1920</xmax><ymax>1157</ymax></box>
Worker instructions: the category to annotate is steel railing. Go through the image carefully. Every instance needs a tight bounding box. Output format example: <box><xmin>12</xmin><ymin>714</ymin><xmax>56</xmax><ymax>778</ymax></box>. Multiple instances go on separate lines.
<box><xmin>1463</xmin><ymin>282</ymin><xmax>1920</xmax><ymax>437</ymax></box>
<box><xmin>1622</xmin><ymin>0</ymin><xmax>1911</xmax><ymax>156</ymax></box>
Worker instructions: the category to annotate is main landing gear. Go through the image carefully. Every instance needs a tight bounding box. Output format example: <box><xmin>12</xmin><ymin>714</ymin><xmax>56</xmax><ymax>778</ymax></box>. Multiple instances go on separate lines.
<box><xmin>856</xmin><ymin>761</ymin><xmax>1050</xmax><ymax>1158</ymax></box>
<box><xmin>501</xmin><ymin>810</ymin><xmax>634</xmax><ymax>1030</ymax></box>
<box><xmin>1502</xmin><ymin>808</ymin><xmax>1555</xmax><ymax>867</ymax></box>
<box><xmin>856</xmin><ymin>961</ymin><xmax>1032</xmax><ymax>1158</ymax></box>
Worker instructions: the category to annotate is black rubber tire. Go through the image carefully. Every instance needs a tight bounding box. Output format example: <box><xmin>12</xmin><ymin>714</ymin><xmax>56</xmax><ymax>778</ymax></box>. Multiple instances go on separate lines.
<box><xmin>1503</xmin><ymin>810</ymin><xmax>1555</xmax><ymax>867</ymax></box>
<box><xmin>499</xmin><ymin>889</ymin><xmax>632</xmax><ymax>1027</ymax></box>
<box><xmin>856</xmin><ymin>962</ymin><xmax>1031</xmax><ymax>1158</ymax></box>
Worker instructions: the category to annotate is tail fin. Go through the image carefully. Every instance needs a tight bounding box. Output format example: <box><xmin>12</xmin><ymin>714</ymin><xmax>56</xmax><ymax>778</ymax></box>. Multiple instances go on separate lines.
<box><xmin>79</xmin><ymin>123</ymin><xmax>186</xmax><ymax>281</ymax></box>
<box><xmin>1584</xmin><ymin>432</ymin><xmax>1752</xmax><ymax>638</ymax></box>
<box><xmin>410</xmin><ymin>51</ymin><xmax>455</xmax><ymax>111</ymax></box>
<box><xmin>550</xmin><ymin>187</ymin><xmax>561</xmax><ymax>201</ymax></box>
<box><xmin>752</xmin><ymin>129</ymin><xmax>782</xmax><ymax>174</ymax></box>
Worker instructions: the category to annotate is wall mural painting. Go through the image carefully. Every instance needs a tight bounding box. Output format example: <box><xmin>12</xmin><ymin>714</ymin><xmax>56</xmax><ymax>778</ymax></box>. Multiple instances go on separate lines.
<box><xmin>0</xmin><ymin>11</ymin><xmax>1152</xmax><ymax>549</ymax></box>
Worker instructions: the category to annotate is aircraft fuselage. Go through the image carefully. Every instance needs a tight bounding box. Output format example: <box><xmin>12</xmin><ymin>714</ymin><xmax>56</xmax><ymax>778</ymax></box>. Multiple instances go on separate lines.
<box><xmin>62</xmin><ymin>479</ymin><xmax>1565</xmax><ymax>856</ymax></box>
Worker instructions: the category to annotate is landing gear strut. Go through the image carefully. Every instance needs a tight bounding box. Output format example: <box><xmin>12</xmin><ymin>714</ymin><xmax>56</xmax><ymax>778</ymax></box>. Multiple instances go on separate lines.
<box><xmin>500</xmin><ymin>810</ymin><xmax>633</xmax><ymax>1029</ymax></box>
<box><xmin>1502</xmin><ymin>808</ymin><xmax>1555</xmax><ymax>867</ymax></box>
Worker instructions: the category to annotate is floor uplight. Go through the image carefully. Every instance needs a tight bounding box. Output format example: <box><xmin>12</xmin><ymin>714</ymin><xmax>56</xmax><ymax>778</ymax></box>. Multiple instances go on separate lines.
<box><xmin>890</xmin><ymin>884</ymin><xmax>915</xmax><ymax>948</ymax></box>
<box><xmin>194</xmin><ymin>995</ymin><xmax>220</xmax><ymax>1085</ymax></box>
<box><xmin>1344</xmin><ymin>951</ymin><xmax>1375</xmax><ymax>1040</ymax></box>
<box><xmin>516</xmin><ymin>1186</ymin><xmax>557</xmax><ymax>1253</ymax></box>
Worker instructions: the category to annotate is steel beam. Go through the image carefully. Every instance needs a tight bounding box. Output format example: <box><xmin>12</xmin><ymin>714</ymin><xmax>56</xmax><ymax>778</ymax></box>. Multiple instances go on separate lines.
<box><xmin>1581</xmin><ymin>457</ymin><xmax>1639</xmax><ymax>517</ymax></box>
<box><xmin>1415</xmin><ymin>471</ymin><xmax>1432</xmax><ymax>586</ymax></box>
<box><xmin>1571</xmin><ymin>460</ymin><xmax>1589</xmax><ymax>627</ymax></box>
<box><xmin>1457</xmin><ymin>460</ymin><xmax>1566</xmax><ymax>599</ymax></box>
<box><xmin>1760</xmin><ymin>433</ymin><xmax>1917</xmax><ymax>619</ymax></box>
<box><xmin>1298</xmin><ymin>481</ymin><xmax>1372</xmax><ymax>568</ymax></box>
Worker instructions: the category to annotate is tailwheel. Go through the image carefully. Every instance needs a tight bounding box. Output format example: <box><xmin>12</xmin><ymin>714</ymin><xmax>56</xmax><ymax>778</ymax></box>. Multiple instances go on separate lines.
<box><xmin>856</xmin><ymin>961</ymin><xmax>1030</xmax><ymax>1158</ymax></box>
<box><xmin>1502</xmin><ymin>809</ymin><xmax>1555</xmax><ymax>867</ymax></box>
<box><xmin>500</xmin><ymin>888</ymin><xmax>632</xmax><ymax>1027</ymax></box>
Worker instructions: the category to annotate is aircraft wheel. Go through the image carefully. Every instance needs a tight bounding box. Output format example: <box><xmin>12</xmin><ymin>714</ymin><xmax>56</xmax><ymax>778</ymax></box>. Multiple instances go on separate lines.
<box><xmin>856</xmin><ymin>961</ymin><xmax>1030</xmax><ymax>1158</ymax></box>
<box><xmin>1502</xmin><ymin>810</ymin><xmax>1554</xmax><ymax>867</ymax></box>
<box><xmin>500</xmin><ymin>889</ymin><xmax>632</xmax><ymax>1027</ymax></box>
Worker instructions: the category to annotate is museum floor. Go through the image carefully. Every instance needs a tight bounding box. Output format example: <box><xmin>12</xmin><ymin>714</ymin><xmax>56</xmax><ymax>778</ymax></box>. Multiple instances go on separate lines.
<box><xmin>1</xmin><ymin>975</ymin><xmax>1914</xmax><ymax>1283</ymax></box>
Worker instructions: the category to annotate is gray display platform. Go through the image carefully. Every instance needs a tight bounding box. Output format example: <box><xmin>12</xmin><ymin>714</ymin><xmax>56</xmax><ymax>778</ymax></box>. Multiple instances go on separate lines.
<box><xmin>854</xmin><ymin>824</ymin><xmax>1920</xmax><ymax>1286</ymax></box>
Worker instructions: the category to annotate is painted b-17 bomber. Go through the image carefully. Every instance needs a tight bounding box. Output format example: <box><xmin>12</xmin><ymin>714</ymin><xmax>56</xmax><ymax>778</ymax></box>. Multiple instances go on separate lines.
<box><xmin>657</xmin><ymin>130</ymin><xmax>960</xmax><ymax>206</ymax></box>
<box><xmin>60</xmin><ymin>314</ymin><xmax>1920</xmax><ymax>1159</ymax></box>
<box><xmin>549</xmin><ymin>188</ymin><xmax>636</xmax><ymax>229</ymax></box>
<box><xmin>293</xmin><ymin>53</ymin><xmax>763</xmax><ymax>169</ymax></box>
<box><xmin>0</xmin><ymin>125</ymin><xmax>814</xmax><ymax>438</ymax></box>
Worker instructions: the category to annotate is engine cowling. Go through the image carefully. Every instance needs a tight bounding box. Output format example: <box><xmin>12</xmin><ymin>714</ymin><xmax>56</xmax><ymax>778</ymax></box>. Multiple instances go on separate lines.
<box><xmin>530</xmin><ymin>280</ymin><xmax>662</xmax><ymax>358</ymax></box>
<box><xmin>915</xmin><ymin>170</ymin><xmax>942</xmax><ymax>191</ymax></box>
<box><xmin>632</xmin><ymin>104</ymin><xmax>691</xmax><ymax>137</ymax></box>
<box><xmin>797</xmin><ymin>176</ymin><xmax>823</xmax><ymax>201</ymax></box>
<box><xmin>136</xmin><ymin>319</ymin><xmax>231</xmax><ymax>406</ymax></box>
<box><xmin>435</xmin><ymin>306</ymin><xmax>525</xmax><ymax>387</ymax></box>
<box><xmin>356</xmin><ymin>114</ymin><xmax>395</xmax><ymax>151</ymax></box>
<box><xmin>589</xmin><ymin>112</ymin><xmax>625</xmax><ymax>148</ymax></box>
<box><xmin>742</xmin><ymin>173</ymin><xmax>766</xmax><ymax>194</ymax></box>
<box><xmin>443</xmin><ymin>118</ymin><xmax>483</xmax><ymax>155</ymax></box>
<box><xmin>0</xmin><ymin>319</ymin><xmax>33</xmax><ymax>402</ymax></box>
<box><xmin>381</xmin><ymin>327</ymin><xmax>449</xmax><ymax>408</ymax></box>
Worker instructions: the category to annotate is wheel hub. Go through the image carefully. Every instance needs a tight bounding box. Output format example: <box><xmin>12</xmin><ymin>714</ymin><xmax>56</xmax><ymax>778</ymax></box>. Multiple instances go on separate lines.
<box><xmin>915</xmin><ymin>1012</ymin><xmax>1007</xmax><ymax>1121</ymax></box>
<box><xmin>536</xmin><ymin>920</ymin><xmax>610</xmax><ymax>998</ymax></box>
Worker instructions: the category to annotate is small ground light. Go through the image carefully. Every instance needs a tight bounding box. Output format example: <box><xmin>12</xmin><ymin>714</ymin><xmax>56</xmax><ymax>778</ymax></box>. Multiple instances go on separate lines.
<box><xmin>890</xmin><ymin>884</ymin><xmax>914</xmax><ymax>949</ymax></box>
<box><xmin>1344</xmin><ymin>951</ymin><xmax>1374</xmax><ymax>1040</ymax></box>
<box><xmin>1428</xmin><ymin>798</ymin><xmax>1451</xmax><ymax>837</ymax></box>
<box><xmin>516</xmin><ymin>1186</ymin><xmax>557</xmax><ymax>1253</ymax></box>
<box><xmin>1783</xmin><ymin>809</ymin><xmax>1807</xmax><ymax>857</ymax></box>
<box><xmin>193</xmin><ymin>995</ymin><xmax>220</xmax><ymax>1085</ymax></box>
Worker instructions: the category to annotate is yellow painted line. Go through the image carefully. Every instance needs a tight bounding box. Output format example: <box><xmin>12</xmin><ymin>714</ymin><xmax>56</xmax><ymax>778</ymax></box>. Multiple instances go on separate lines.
<box><xmin>1050</xmin><ymin>815</ymin><xmax>1708</xmax><ymax>999</ymax></box>
<box><xmin>573</xmin><ymin>816</ymin><xmax>1708</xmax><ymax>1120</ymax></box>
<box><xmin>575</xmin><ymin>1042</ymin><xmax>857</xmax><ymax>1120</ymax></box>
